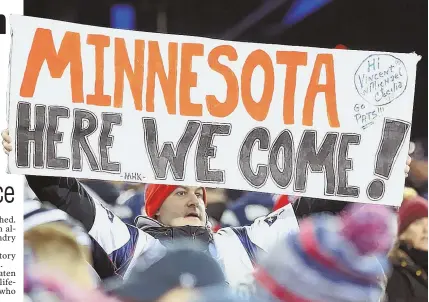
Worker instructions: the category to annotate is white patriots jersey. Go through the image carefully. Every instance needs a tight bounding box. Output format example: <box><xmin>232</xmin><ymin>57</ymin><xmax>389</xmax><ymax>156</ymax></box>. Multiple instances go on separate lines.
<box><xmin>26</xmin><ymin>175</ymin><xmax>299</xmax><ymax>290</ymax></box>
<box><xmin>214</xmin><ymin>205</ymin><xmax>299</xmax><ymax>293</ymax></box>
<box><xmin>89</xmin><ymin>198</ymin><xmax>299</xmax><ymax>288</ymax></box>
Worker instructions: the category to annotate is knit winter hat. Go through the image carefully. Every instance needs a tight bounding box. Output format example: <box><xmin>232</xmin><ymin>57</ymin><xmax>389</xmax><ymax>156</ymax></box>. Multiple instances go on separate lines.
<box><xmin>403</xmin><ymin>187</ymin><xmax>418</xmax><ymax>200</ymax></box>
<box><xmin>398</xmin><ymin>195</ymin><xmax>428</xmax><ymax>234</ymax></box>
<box><xmin>24</xmin><ymin>261</ymin><xmax>119</xmax><ymax>302</ymax></box>
<box><xmin>105</xmin><ymin>240</ymin><xmax>226</xmax><ymax>302</ymax></box>
<box><xmin>254</xmin><ymin>204</ymin><xmax>395</xmax><ymax>302</ymax></box>
<box><xmin>145</xmin><ymin>184</ymin><xmax>207</xmax><ymax>218</ymax></box>
<box><xmin>24</xmin><ymin>200</ymin><xmax>91</xmax><ymax>247</ymax></box>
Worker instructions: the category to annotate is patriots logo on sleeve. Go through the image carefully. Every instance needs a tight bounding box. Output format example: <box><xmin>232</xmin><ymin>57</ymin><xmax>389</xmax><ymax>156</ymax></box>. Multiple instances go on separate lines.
<box><xmin>264</xmin><ymin>216</ymin><xmax>277</xmax><ymax>226</ymax></box>
<box><xmin>263</xmin><ymin>209</ymin><xmax>284</xmax><ymax>226</ymax></box>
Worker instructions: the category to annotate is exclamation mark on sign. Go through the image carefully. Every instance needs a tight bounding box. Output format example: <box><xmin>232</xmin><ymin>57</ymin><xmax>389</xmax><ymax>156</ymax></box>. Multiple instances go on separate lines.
<box><xmin>367</xmin><ymin>118</ymin><xmax>410</xmax><ymax>201</ymax></box>
<box><xmin>0</xmin><ymin>15</ymin><xmax>5</xmax><ymax>34</ymax></box>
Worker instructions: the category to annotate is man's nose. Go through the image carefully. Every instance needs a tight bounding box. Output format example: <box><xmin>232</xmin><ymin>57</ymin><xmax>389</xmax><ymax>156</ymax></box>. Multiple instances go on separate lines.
<box><xmin>186</xmin><ymin>194</ymin><xmax>200</xmax><ymax>207</ymax></box>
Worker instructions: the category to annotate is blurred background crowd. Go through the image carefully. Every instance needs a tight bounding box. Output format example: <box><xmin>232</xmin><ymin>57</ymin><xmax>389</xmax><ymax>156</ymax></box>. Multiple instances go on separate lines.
<box><xmin>18</xmin><ymin>0</ymin><xmax>428</xmax><ymax>301</ymax></box>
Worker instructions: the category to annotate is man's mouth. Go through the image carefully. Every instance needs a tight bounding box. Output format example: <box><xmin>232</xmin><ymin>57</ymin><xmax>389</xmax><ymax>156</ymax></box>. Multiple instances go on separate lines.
<box><xmin>185</xmin><ymin>213</ymin><xmax>200</xmax><ymax>219</ymax></box>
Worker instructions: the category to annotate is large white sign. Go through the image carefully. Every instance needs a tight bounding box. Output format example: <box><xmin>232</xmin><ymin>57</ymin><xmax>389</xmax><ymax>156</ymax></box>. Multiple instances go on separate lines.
<box><xmin>6</xmin><ymin>15</ymin><xmax>421</xmax><ymax>206</ymax></box>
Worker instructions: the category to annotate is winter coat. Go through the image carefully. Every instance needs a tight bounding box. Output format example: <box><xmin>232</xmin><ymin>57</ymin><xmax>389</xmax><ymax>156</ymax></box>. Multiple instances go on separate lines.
<box><xmin>386</xmin><ymin>246</ymin><xmax>428</xmax><ymax>302</ymax></box>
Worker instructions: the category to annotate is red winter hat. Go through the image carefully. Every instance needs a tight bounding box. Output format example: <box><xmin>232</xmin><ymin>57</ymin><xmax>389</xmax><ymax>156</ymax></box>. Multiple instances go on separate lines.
<box><xmin>144</xmin><ymin>184</ymin><xmax>207</xmax><ymax>218</ymax></box>
<box><xmin>398</xmin><ymin>195</ymin><xmax>428</xmax><ymax>234</ymax></box>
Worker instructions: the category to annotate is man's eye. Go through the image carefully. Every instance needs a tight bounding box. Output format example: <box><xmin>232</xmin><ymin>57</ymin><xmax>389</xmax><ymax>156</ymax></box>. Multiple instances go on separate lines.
<box><xmin>176</xmin><ymin>191</ymin><xmax>186</xmax><ymax>196</ymax></box>
<box><xmin>195</xmin><ymin>192</ymin><xmax>203</xmax><ymax>198</ymax></box>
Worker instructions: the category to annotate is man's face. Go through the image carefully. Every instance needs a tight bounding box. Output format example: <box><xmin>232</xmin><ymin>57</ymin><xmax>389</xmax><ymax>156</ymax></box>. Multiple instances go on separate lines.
<box><xmin>157</xmin><ymin>186</ymin><xmax>207</xmax><ymax>227</ymax></box>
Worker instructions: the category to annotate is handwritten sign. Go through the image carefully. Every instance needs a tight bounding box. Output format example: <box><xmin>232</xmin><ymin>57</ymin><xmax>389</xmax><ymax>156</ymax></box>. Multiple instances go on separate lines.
<box><xmin>6</xmin><ymin>15</ymin><xmax>421</xmax><ymax>206</ymax></box>
<box><xmin>355</xmin><ymin>54</ymin><xmax>408</xmax><ymax>106</ymax></box>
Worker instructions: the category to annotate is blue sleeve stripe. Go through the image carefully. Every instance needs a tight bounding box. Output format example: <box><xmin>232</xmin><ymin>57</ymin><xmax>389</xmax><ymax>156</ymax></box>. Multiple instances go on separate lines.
<box><xmin>108</xmin><ymin>225</ymin><xmax>139</xmax><ymax>275</ymax></box>
<box><xmin>231</xmin><ymin>227</ymin><xmax>262</xmax><ymax>267</ymax></box>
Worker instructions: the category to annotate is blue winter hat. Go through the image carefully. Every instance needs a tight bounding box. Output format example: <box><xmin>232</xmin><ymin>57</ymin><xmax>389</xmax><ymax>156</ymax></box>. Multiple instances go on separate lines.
<box><xmin>105</xmin><ymin>240</ymin><xmax>227</xmax><ymax>302</ymax></box>
<box><xmin>254</xmin><ymin>204</ymin><xmax>395</xmax><ymax>302</ymax></box>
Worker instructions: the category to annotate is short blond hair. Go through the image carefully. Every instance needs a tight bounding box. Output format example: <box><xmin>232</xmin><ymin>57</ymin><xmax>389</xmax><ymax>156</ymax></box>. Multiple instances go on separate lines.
<box><xmin>25</xmin><ymin>222</ymin><xmax>94</xmax><ymax>289</ymax></box>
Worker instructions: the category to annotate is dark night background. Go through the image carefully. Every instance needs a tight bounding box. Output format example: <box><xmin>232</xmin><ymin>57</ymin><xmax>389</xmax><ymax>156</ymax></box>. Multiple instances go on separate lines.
<box><xmin>24</xmin><ymin>0</ymin><xmax>428</xmax><ymax>139</ymax></box>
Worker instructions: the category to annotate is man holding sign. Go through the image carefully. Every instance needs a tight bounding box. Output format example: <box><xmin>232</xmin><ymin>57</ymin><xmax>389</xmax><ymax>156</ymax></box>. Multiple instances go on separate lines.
<box><xmin>4</xmin><ymin>129</ymin><xmax>299</xmax><ymax>293</ymax></box>
<box><xmin>2</xmin><ymin>14</ymin><xmax>419</xmax><ymax>293</ymax></box>
<box><xmin>1</xmin><ymin>130</ymin><xmax>413</xmax><ymax>295</ymax></box>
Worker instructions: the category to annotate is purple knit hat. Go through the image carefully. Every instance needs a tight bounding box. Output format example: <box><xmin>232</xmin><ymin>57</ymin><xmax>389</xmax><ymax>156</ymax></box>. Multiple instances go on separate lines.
<box><xmin>254</xmin><ymin>204</ymin><xmax>395</xmax><ymax>302</ymax></box>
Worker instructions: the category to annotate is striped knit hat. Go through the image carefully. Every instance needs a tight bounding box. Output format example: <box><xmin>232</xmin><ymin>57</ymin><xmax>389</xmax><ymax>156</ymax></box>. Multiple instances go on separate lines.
<box><xmin>254</xmin><ymin>204</ymin><xmax>395</xmax><ymax>302</ymax></box>
<box><xmin>24</xmin><ymin>199</ymin><xmax>91</xmax><ymax>247</ymax></box>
